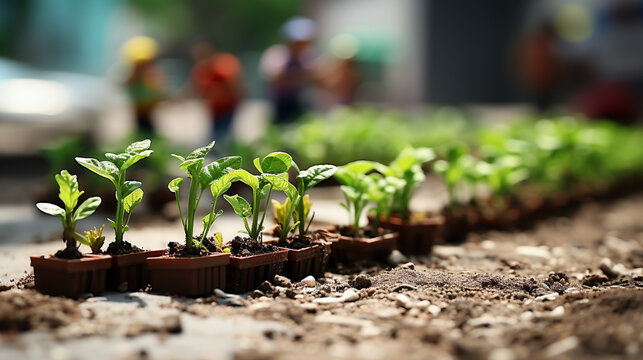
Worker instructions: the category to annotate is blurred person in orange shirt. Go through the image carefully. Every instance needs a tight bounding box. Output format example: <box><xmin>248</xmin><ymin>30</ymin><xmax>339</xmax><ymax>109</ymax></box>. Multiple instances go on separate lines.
<box><xmin>190</xmin><ymin>43</ymin><xmax>243</xmax><ymax>145</ymax></box>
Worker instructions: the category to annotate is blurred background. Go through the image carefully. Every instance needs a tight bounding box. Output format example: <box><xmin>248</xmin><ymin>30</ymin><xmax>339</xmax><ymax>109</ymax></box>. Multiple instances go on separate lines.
<box><xmin>1</xmin><ymin>0</ymin><xmax>643</xmax><ymax>243</ymax></box>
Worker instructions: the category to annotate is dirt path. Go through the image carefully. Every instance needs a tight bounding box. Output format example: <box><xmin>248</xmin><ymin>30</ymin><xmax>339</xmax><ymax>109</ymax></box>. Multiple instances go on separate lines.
<box><xmin>1</xmin><ymin>193</ymin><xmax>642</xmax><ymax>360</ymax></box>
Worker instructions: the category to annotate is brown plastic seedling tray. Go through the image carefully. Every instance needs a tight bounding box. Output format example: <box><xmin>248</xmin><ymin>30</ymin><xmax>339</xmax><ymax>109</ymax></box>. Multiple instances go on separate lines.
<box><xmin>105</xmin><ymin>249</ymin><xmax>167</xmax><ymax>292</ymax></box>
<box><xmin>328</xmin><ymin>231</ymin><xmax>398</xmax><ymax>265</ymax></box>
<box><xmin>384</xmin><ymin>215</ymin><xmax>444</xmax><ymax>255</ymax></box>
<box><xmin>30</xmin><ymin>254</ymin><xmax>112</xmax><ymax>298</ymax></box>
<box><xmin>147</xmin><ymin>253</ymin><xmax>230</xmax><ymax>297</ymax></box>
<box><xmin>226</xmin><ymin>249</ymin><xmax>288</xmax><ymax>293</ymax></box>
<box><xmin>280</xmin><ymin>242</ymin><xmax>332</xmax><ymax>281</ymax></box>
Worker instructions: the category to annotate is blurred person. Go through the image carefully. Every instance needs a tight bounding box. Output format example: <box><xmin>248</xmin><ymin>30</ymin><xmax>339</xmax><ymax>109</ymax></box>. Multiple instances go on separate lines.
<box><xmin>190</xmin><ymin>43</ymin><xmax>243</xmax><ymax>145</ymax></box>
<box><xmin>518</xmin><ymin>23</ymin><xmax>559</xmax><ymax>111</ymax></box>
<box><xmin>319</xmin><ymin>34</ymin><xmax>361</xmax><ymax>107</ymax></box>
<box><xmin>122</xmin><ymin>36</ymin><xmax>165</xmax><ymax>135</ymax></box>
<box><xmin>260</xmin><ymin>17</ymin><xmax>317</xmax><ymax>123</ymax></box>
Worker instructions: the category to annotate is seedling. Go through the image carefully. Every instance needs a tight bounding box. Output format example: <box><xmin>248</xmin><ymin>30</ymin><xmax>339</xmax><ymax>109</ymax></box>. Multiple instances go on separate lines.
<box><xmin>76</xmin><ymin>139</ymin><xmax>152</xmax><ymax>252</ymax></box>
<box><xmin>36</xmin><ymin>170</ymin><xmax>102</xmax><ymax>258</ymax></box>
<box><xmin>84</xmin><ymin>225</ymin><xmax>106</xmax><ymax>254</ymax></box>
<box><xmin>366</xmin><ymin>173</ymin><xmax>404</xmax><ymax>232</ymax></box>
<box><xmin>224</xmin><ymin>152</ymin><xmax>295</xmax><ymax>242</ymax></box>
<box><xmin>272</xmin><ymin>162</ymin><xmax>337</xmax><ymax>242</ymax></box>
<box><xmin>168</xmin><ymin>141</ymin><xmax>242</xmax><ymax>252</ymax></box>
<box><xmin>433</xmin><ymin>144</ymin><xmax>478</xmax><ymax>207</ymax></box>
<box><xmin>379</xmin><ymin>147</ymin><xmax>435</xmax><ymax>221</ymax></box>
<box><xmin>334</xmin><ymin>160</ymin><xmax>380</xmax><ymax>236</ymax></box>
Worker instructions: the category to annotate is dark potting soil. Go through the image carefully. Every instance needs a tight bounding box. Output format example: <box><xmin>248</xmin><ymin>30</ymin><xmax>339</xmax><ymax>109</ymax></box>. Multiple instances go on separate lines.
<box><xmin>53</xmin><ymin>248</ymin><xmax>83</xmax><ymax>260</ymax></box>
<box><xmin>336</xmin><ymin>225</ymin><xmax>380</xmax><ymax>239</ymax></box>
<box><xmin>277</xmin><ymin>229</ymin><xmax>335</xmax><ymax>250</ymax></box>
<box><xmin>230</xmin><ymin>236</ymin><xmax>279</xmax><ymax>257</ymax></box>
<box><xmin>166</xmin><ymin>241</ymin><xmax>211</xmax><ymax>257</ymax></box>
<box><xmin>104</xmin><ymin>241</ymin><xmax>143</xmax><ymax>255</ymax></box>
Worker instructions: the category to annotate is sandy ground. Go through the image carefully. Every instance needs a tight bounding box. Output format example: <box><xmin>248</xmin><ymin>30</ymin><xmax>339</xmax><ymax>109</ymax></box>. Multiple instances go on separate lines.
<box><xmin>0</xmin><ymin>190</ymin><xmax>642</xmax><ymax>360</ymax></box>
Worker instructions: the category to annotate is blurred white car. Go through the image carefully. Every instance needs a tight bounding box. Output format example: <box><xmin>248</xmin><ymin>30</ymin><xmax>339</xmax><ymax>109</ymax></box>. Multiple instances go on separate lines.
<box><xmin>0</xmin><ymin>58</ymin><xmax>132</xmax><ymax>154</ymax></box>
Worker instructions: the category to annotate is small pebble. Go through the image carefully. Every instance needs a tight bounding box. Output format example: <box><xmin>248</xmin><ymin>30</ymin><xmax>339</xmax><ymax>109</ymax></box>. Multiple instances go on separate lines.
<box><xmin>388</xmin><ymin>250</ymin><xmax>409</xmax><ymax>266</ymax></box>
<box><xmin>395</xmin><ymin>294</ymin><xmax>413</xmax><ymax>309</ymax></box>
<box><xmin>342</xmin><ymin>289</ymin><xmax>360</xmax><ymax>302</ymax></box>
<box><xmin>351</xmin><ymin>275</ymin><xmax>372</xmax><ymax>289</ymax></box>
<box><xmin>258</xmin><ymin>281</ymin><xmax>274</xmax><ymax>294</ymax></box>
<box><xmin>273</xmin><ymin>275</ymin><xmax>292</xmax><ymax>288</ymax></box>
<box><xmin>301</xmin><ymin>275</ymin><xmax>316</xmax><ymax>287</ymax></box>
<box><xmin>399</xmin><ymin>262</ymin><xmax>415</xmax><ymax>270</ymax></box>
<box><xmin>427</xmin><ymin>305</ymin><xmax>441</xmax><ymax>316</ymax></box>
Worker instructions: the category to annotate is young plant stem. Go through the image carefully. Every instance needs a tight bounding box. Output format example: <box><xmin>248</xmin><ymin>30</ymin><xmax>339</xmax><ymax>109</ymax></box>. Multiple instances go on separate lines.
<box><xmin>201</xmin><ymin>198</ymin><xmax>218</xmax><ymax>242</ymax></box>
<box><xmin>185</xmin><ymin>174</ymin><xmax>200</xmax><ymax>249</ymax></box>
<box><xmin>297</xmin><ymin>180</ymin><xmax>306</xmax><ymax>236</ymax></box>
<box><xmin>257</xmin><ymin>186</ymin><xmax>273</xmax><ymax>242</ymax></box>
<box><xmin>114</xmin><ymin>173</ymin><xmax>125</xmax><ymax>245</ymax></box>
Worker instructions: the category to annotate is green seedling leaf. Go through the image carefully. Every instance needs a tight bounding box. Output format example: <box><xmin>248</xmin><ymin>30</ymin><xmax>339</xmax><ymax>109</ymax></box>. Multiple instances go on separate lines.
<box><xmin>202</xmin><ymin>210</ymin><xmax>223</xmax><ymax>228</ymax></box>
<box><xmin>199</xmin><ymin>156</ymin><xmax>242</xmax><ymax>189</ymax></box>
<box><xmin>120</xmin><ymin>181</ymin><xmax>142</xmax><ymax>199</ymax></box>
<box><xmin>263</xmin><ymin>174</ymin><xmax>297</xmax><ymax>199</ymax></box>
<box><xmin>229</xmin><ymin>169</ymin><xmax>259</xmax><ymax>190</ymax></box>
<box><xmin>75</xmin><ymin>157</ymin><xmax>119</xmax><ymax>184</ymax></box>
<box><xmin>185</xmin><ymin>141</ymin><xmax>215</xmax><ymax>160</ymax></box>
<box><xmin>298</xmin><ymin>164</ymin><xmax>337</xmax><ymax>190</ymax></box>
<box><xmin>126</xmin><ymin>139</ymin><xmax>151</xmax><ymax>153</ymax></box>
<box><xmin>55</xmin><ymin>170</ymin><xmax>82</xmax><ymax>211</ymax></box>
<box><xmin>168</xmin><ymin>177</ymin><xmax>183</xmax><ymax>193</ymax></box>
<box><xmin>105</xmin><ymin>152</ymin><xmax>129</xmax><ymax>168</ymax></box>
<box><xmin>36</xmin><ymin>203</ymin><xmax>65</xmax><ymax>219</ymax></box>
<box><xmin>178</xmin><ymin>158</ymin><xmax>204</xmax><ymax>175</ymax></box>
<box><xmin>84</xmin><ymin>225</ymin><xmax>105</xmax><ymax>254</ymax></box>
<box><xmin>123</xmin><ymin>188</ymin><xmax>143</xmax><ymax>214</ymax></box>
<box><xmin>260</xmin><ymin>152</ymin><xmax>292</xmax><ymax>174</ymax></box>
<box><xmin>253</xmin><ymin>158</ymin><xmax>263</xmax><ymax>173</ymax></box>
<box><xmin>121</xmin><ymin>149</ymin><xmax>153</xmax><ymax>171</ymax></box>
<box><xmin>171</xmin><ymin>154</ymin><xmax>185</xmax><ymax>162</ymax></box>
<box><xmin>224</xmin><ymin>194</ymin><xmax>252</xmax><ymax>218</ymax></box>
<box><xmin>72</xmin><ymin>196</ymin><xmax>101</xmax><ymax>222</ymax></box>
<box><xmin>108</xmin><ymin>218</ymin><xmax>116</xmax><ymax>229</ymax></box>
<box><xmin>211</xmin><ymin>172</ymin><xmax>235</xmax><ymax>197</ymax></box>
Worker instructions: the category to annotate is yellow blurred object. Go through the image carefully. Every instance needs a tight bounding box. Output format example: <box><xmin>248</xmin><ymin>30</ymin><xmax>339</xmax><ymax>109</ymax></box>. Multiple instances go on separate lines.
<box><xmin>330</xmin><ymin>34</ymin><xmax>359</xmax><ymax>60</ymax></box>
<box><xmin>554</xmin><ymin>3</ymin><xmax>594</xmax><ymax>43</ymax></box>
<box><xmin>121</xmin><ymin>36</ymin><xmax>159</xmax><ymax>63</ymax></box>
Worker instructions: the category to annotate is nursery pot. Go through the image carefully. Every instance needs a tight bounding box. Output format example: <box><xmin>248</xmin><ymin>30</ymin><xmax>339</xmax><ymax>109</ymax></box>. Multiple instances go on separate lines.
<box><xmin>106</xmin><ymin>249</ymin><xmax>167</xmax><ymax>292</ymax></box>
<box><xmin>383</xmin><ymin>214</ymin><xmax>444</xmax><ymax>255</ymax></box>
<box><xmin>226</xmin><ymin>249</ymin><xmax>288</xmax><ymax>293</ymax></box>
<box><xmin>30</xmin><ymin>254</ymin><xmax>111</xmax><ymax>298</ymax></box>
<box><xmin>146</xmin><ymin>253</ymin><xmax>230</xmax><ymax>297</ymax></box>
<box><xmin>280</xmin><ymin>242</ymin><xmax>332</xmax><ymax>281</ymax></box>
<box><xmin>440</xmin><ymin>209</ymin><xmax>469</xmax><ymax>244</ymax></box>
<box><xmin>327</xmin><ymin>228</ymin><xmax>398</xmax><ymax>265</ymax></box>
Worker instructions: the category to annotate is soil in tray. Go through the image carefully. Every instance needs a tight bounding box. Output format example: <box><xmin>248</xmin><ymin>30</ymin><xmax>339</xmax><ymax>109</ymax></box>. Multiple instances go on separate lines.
<box><xmin>229</xmin><ymin>236</ymin><xmax>280</xmax><ymax>257</ymax></box>
<box><xmin>269</xmin><ymin>227</ymin><xmax>335</xmax><ymax>250</ymax></box>
<box><xmin>53</xmin><ymin>247</ymin><xmax>84</xmax><ymax>260</ymax></box>
<box><xmin>335</xmin><ymin>225</ymin><xmax>381</xmax><ymax>239</ymax></box>
<box><xmin>104</xmin><ymin>240</ymin><xmax>143</xmax><ymax>255</ymax></box>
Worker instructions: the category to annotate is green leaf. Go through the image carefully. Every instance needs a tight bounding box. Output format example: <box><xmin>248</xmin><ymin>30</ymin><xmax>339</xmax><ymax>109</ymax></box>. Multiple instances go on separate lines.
<box><xmin>120</xmin><ymin>181</ymin><xmax>142</xmax><ymax>199</ymax></box>
<box><xmin>107</xmin><ymin>218</ymin><xmax>116</xmax><ymax>229</ymax></box>
<box><xmin>168</xmin><ymin>177</ymin><xmax>184</xmax><ymax>193</ymax></box>
<box><xmin>126</xmin><ymin>139</ymin><xmax>151</xmax><ymax>153</ymax></box>
<box><xmin>263</xmin><ymin>174</ymin><xmax>297</xmax><ymax>199</ymax></box>
<box><xmin>229</xmin><ymin>169</ymin><xmax>259</xmax><ymax>190</ymax></box>
<box><xmin>342</xmin><ymin>160</ymin><xmax>376</xmax><ymax>175</ymax></box>
<box><xmin>36</xmin><ymin>203</ymin><xmax>65</xmax><ymax>219</ymax></box>
<box><xmin>260</xmin><ymin>152</ymin><xmax>292</xmax><ymax>174</ymax></box>
<box><xmin>76</xmin><ymin>157</ymin><xmax>119</xmax><ymax>184</ymax></box>
<box><xmin>210</xmin><ymin>172</ymin><xmax>236</xmax><ymax>197</ymax></box>
<box><xmin>340</xmin><ymin>185</ymin><xmax>361</xmax><ymax>203</ymax></box>
<box><xmin>199</xmin><ymin>156</ymin><xmax>242</xmax><ymax>189</ymax></box>
<box><xmin>202</xmin><ymin>210</ymin><xmax>223</xmax><ymax>228</ymax></box>
<box><xmin>186</xmin><ymin>141</ymin><xmax>215</xmax><ymax>160</ymax></box>
<box><xmin>224</xmin><ymin>194</ymin><xmax>252</xmax><ymax>219</ymax></box>
<box><xmin>253</xmin><ymin>157</ymin><xmax>263</xmax><ymax>173</ymax></box>
<box><xmin>120</xmin><ymin>149</ymin><xmax>153</xmax><ymax>170</ymax></box>
<box><xmin>105</xmin><ymin>153</ymin><xmax>129</xmax><ymax>168</ymax></box>
<box><xmin>123</xmin><ymin>188</ymin><xmax>143</xmax><ymax>213</ymax></box>
<box><xmin>297</xmin><ymin>164</ymin><xmax>337</xmax><ymax>190</ymax></box>
<box><xmin>171</xmin><ymin>154</ymin><xmax>185</xmax><ymax>162</ymax></box>
<box><xmin>178</xmin><ymin>158</ymin><xmax>204</xmax><ymax>176</ymax></box>
<box><xmin>72</xmin><ymin>196</ymin><xmax>101</xmax><ymax>221</ymax></box>
<box><xmin>55</xmin><ymin>170</ymin><xmax>82</xmax><ymax>211</ymax></box>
